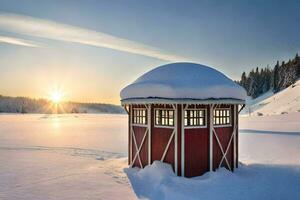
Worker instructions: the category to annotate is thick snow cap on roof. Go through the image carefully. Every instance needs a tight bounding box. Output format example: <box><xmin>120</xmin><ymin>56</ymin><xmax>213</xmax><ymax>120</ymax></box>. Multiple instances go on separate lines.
<box><xmin>120</xmin><ymin>62</ymin><xmax>246</xmax><ymax>102</ymax></box>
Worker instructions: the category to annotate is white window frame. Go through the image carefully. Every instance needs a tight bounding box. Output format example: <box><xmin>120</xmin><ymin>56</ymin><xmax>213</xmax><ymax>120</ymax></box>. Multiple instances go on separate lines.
<box><xmin>213</xmin><ymin>107</ymin><xmax>232</xmax><ymax>127</ymax></box>
<box><xmin>132</xmin><ymin>108</ymin><xmax>148</xmax><ymax>127</ymax></box>
<box><xmin>154</xmin><ymin>108</ymin><xmax>175</xmax><ymax>129</ymax></box>
<box><xmin>184</xmin><ymin>108</ymin><xmax>207</xmax><ymax>129</ymax></box>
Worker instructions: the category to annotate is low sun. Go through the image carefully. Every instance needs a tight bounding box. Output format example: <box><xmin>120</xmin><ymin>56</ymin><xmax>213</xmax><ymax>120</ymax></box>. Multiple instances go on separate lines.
<box><xmin>50</xmin><ymin>90</ymin><xmax>63</xmax><ymax>104</ymax></box>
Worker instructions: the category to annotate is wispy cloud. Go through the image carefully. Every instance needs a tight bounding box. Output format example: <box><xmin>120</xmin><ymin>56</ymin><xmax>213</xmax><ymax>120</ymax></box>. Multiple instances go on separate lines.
<box><xmin>0</xmin><ymin>13</ymin><xmax>186</xmax><ymax>61</ymax></box>
<box><xmin>0</xmin><ymin>35</ymin><xmax>39</xmax><ymax>47</ymax></box>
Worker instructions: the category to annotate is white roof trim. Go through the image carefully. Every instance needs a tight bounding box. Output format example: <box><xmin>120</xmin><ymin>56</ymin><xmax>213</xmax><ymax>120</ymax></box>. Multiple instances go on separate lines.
<box><xmin>121</xmin><ymin>98</ymin><xmax>245</xmax><ymax>105</ymax></box>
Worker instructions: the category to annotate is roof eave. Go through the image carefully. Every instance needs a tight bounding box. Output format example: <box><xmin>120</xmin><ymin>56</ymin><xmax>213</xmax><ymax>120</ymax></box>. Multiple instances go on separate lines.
<box><xmin>121</xmin><ymin>97</ymin><xmax>245</xmax><ymax>105</ymax></box>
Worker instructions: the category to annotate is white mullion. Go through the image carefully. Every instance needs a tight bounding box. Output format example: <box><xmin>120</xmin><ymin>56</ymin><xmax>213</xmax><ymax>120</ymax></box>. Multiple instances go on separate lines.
<box><xmin>130</xmin><ymin>105</ymin><xmax>133</xmax><ymax>165</ymax></box>
<box><xmin>172</xmin><ymin>104</ymin><xmax>178</xmax><ymax>175</ymax></box>
<box><xmin>181</xmin><ymin>104</ymin><xmax>188</xmax><ymax>176</ymax></box>
<box><xmin>233</xmin><ymin>104</ymin><xmax>237</xmax><ymax>169</ymax></box>
<box><xmin>147</xmin><ymin>104</ymin><xmax>151</xmax><ymax>166</ymax></box>
<box><xmin>161</xmin><ymin>129</ymin><xmax>175</xmax><ymax>162</ymax></box>
<box><xmin>209</xmin><ymin>104</ymin><xmax>214</xmax><ymax>171</ymax></box>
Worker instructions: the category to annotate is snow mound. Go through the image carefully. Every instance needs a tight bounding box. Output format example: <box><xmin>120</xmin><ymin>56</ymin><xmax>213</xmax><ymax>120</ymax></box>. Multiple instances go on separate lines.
<box><xmin>120</xmin><ymin>62</ymin><xmax>246</xmax><ymax>101</ymax></box>
<box><xmin>125</xmin><ymin>161</ymin><xmax>300</xmax><ymax>200</ymax></box>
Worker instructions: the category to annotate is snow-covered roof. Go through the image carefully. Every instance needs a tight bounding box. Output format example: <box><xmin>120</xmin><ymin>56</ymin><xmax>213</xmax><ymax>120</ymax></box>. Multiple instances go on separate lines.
<box><xmin>120</xmin><ymin>62</ymin><xmax>246</xmax><ymax>104</ymax></box>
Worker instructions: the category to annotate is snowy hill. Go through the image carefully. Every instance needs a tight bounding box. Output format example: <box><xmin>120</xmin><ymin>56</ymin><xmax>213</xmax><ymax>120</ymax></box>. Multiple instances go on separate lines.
<box><xmin>242</xmin><ymin>79</ymin><xmax>300</xmax><ymax>116</ymax></box>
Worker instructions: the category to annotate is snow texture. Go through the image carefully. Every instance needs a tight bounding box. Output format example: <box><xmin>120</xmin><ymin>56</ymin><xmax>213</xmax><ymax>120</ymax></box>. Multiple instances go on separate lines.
<box><xmin>242</xmin><ymin>79</ymin><xmax>300</xmax><ymax>115</ymax></box>
<box><xmin>120</xmin><ymin>62</ymin><xmax>247</xmax><ymax>101</ymax></box>
<box><xmin>125</xmin><ymin>161</ymin><xmax>300</xmax><ymax>200</ymax></box>
<box><xmin>0</xmin><ymin>114</ymin><xmax>135</xmax><ymax>200</ymax></box>
<box><xmin>1</xmin><ymin>113</ymin><xmax>300</xmax><ymax>200</ymax></box>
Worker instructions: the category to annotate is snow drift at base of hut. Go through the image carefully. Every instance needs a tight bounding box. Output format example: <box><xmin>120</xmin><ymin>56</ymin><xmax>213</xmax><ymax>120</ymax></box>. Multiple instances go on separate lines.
<box><xmin>125</xmin><ymin>161</ymin><xmax>300</xmax><ymax>200</ymax></box>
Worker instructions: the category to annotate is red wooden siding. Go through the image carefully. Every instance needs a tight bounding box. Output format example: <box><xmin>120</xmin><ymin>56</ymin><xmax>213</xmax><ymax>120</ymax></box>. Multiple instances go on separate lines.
<box><xmin>127</xmin><ymin>103</ymin><xmax>239</xmax><ymax>177</ymax></box>
<box><xmin>131</xmin><ymin>105</ymin><xmax>149</xmax><ymax>168</ymax></box>
<box><xmin>184</xmin><ymin>128</ymin><xmax>209</xmax><ymax>177</ymax></box>
<box><xmin>132</xmin><ymin>126</ymin><xmax>148</xmax><ymax>168</ymax></box>
<box><xmin>184</xmin><ymin>104</ymin><xmax>209</xmax><ymax>177</ymax></box>
<box><xmin>151</xmin><ymin>105</ymin><xmax>175</xmax><ymax>169</ymax></box>
<box><xmin>213</xmin><ymin>105</ymin><xmax>234</xmax><ymax>170</ymax></box>
<box><xmin>213</xmin><ymin>127</ymin><xmax>233</xmax><ymax>170</ymax></box>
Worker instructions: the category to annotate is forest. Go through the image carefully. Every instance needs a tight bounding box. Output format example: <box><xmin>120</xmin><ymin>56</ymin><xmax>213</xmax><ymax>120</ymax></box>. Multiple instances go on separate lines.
<box><xmin>238</xmin><ymin>53</ymin><xmax>300</xmax><ymax>98</ymax></box>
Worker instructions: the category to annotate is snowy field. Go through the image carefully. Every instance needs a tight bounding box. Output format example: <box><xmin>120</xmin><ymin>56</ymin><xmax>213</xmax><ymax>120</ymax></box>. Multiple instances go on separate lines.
<box><xmin>0</xmin><ymin>113</ymin><xmax>300</xmax><ymax>199</ymax></box>
<box><xmin>0</xmin><ymin>114</ymin><xmax>135</xmax><ymax>200</ymax></box>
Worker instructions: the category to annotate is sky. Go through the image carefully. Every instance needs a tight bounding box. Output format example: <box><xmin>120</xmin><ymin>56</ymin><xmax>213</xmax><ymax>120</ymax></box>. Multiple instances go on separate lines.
<box><xmin>0</xmin><ymin>0</ymin><xmax>299</xmax><ymax>104</ymax></box>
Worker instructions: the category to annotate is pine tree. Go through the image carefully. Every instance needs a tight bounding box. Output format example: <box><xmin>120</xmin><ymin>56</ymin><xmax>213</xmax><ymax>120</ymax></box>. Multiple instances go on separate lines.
<box><xmin>295</xmin><ymin>53</ymin><xmax>300</xmax><ymax>77</ymax></box>
<box><xmin>273</xmin><ymin>61</ymin><xmax>279</xmax><ymax>92</ymax></box>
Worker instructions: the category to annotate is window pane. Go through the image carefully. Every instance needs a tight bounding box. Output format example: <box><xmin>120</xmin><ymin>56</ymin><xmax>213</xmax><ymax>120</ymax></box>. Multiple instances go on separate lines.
<box><xmin>213</xmin><ymin>108</ymin><xmax>231</xmax><ymax>125</ymax></box>
<box><xmin>169</xmin><ymin>110</ymin><xmax>174</xmax><ymax>118</ymax></box>
<box><xmin>132</xmin><ymin>109</ymin><xmax>148</xmax><ymax>125</ymax></box>
<box><xmin>184</xmin><ymin>109</ymin><xmax>206</xmax><ymax>127</ymax></box>
<box><xmin>154</xmin><ymin>109</ymin><xmax>175</xmax><ymax>127</ymax></box>
<box><xmin>200</xmin><ymin>118</ymin><xmax>203</xmax><ymax>125</ymax></box>
<box><xmin>169</xmin><ymin>118</ymin><xmax>174</xmax><ymax>126</ymax></box>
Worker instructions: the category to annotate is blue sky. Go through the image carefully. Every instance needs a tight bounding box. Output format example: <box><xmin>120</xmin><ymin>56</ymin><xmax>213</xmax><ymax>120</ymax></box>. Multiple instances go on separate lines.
<box><xmin>0</xmin><ymin>0</ymin><xmax>299</xmax><ymax>104</ymax></box>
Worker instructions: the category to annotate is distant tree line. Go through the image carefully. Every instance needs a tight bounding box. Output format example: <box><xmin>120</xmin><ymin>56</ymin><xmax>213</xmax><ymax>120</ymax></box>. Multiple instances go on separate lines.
<box><xmin>238</xmin><ymin>53</ymin><xmax>300</xmax><ymax>98</ymax></box>
<box><xmin>0</xmin><ymin>95</ymin><xmax>125</xmax><ymax>114</ymax></box>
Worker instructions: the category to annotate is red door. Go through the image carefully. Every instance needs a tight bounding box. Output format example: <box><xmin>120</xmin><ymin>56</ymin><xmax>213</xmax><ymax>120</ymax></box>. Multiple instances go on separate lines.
<box><xmin>184</xmin><ymin>128</ymin><xmax>209</xmax><ymax>177</ymax></box>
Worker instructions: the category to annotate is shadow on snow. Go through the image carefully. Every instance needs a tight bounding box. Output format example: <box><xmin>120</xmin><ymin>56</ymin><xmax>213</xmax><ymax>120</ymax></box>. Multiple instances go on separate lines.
<box><xmin>239</xmin><ymin>129</ymin><xmax>300</xmax><ymax>136</ymax></box>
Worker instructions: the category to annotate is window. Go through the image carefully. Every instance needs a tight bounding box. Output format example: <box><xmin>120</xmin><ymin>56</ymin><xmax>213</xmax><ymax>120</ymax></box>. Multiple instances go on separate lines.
<box><xmin>213</xmin><ymin>108</ymin><xmax>231</xmax><ymax>126</ymax></box>
<box><xmin>184</xmin><ymin>109</ymin><xmax>206</xmax><ymax>127</ymax></box>
<box><xmin>155</xmin><ymin>109</ymin><xmax>174</xmax><ymax>127</ymax></box>
<box><xmin>133</xmin><ymin>109</ymin><xmax>147</xmax><ymax>125</ymax></box>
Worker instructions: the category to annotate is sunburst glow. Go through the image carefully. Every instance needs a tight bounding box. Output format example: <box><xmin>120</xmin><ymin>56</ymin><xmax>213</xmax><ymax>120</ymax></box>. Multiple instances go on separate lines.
<box><xmin>50</xmin><ymin>90</ymin><xmax>63</xmax><ymax>104</ymax></box>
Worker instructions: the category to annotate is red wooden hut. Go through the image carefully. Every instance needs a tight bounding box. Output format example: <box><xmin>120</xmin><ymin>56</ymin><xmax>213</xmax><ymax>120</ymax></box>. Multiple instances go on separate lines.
<box><xmin>120</xmin><ymin>62</ymin><xmax>246</xmax><ymax>177</ymax></box>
